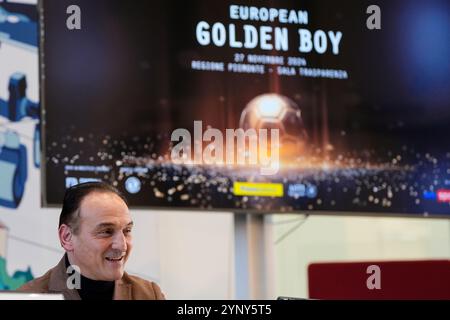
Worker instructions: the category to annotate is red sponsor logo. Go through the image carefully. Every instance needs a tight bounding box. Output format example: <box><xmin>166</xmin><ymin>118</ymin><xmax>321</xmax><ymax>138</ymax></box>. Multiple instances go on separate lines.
<box><xmin>437</xmin><ymin>189</ymin><xmax>450</xmax><ymax>203</ymax></box>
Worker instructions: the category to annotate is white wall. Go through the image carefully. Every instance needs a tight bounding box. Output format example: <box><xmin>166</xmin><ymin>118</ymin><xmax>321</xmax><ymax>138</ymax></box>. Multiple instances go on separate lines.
<box><xmin>158</xmin><ymin>211</ymin><xmax>234</xmax><ymax>299</ymax></box>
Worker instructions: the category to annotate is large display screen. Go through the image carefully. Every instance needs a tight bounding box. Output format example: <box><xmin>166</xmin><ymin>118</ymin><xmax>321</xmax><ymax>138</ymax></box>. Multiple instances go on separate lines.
<box><xmin>41</xmin><ymin>0</ymin><xmax>450</xmax><ymax>217</ymax></box>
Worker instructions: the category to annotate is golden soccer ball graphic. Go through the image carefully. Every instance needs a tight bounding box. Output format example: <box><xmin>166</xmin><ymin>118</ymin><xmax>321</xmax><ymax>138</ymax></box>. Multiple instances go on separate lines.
<box><xmin>239</xmin><ymin>93</ymin><xmax>308</xmax><ymax>159</ymax></box>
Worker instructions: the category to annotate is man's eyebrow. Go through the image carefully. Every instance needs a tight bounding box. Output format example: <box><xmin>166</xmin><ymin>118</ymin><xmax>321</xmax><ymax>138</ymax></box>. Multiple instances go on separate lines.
<box><xmin>95</xmin><ymin>221</ymin><xmax>134</xmax><ymax>229</ymax></box>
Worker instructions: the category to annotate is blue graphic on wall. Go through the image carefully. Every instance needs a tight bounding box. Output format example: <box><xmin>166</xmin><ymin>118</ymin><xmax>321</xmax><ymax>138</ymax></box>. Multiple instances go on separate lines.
<box><xmin>0</xmin><ymin>73</ymin><xmax>39</xmax><ymax>208</ymax></box>
<box><xmin>0</xmin><ymin>130</ymin><xmax>28</xmax><ymax>208</ymax></box>
<box><xmin>0</xmin><ymin>4</ymin><xmax>39</xmax><ymax>209</ymax></box>
<box><xmin>0</xmin><ymin>256</ymin><xmax>33</xmax><ymax>290</ymax></box>
<box><xmin>0</xmin><ymin>6</ymin><xmax>38</xmax><ymax>48</ymax></box>
<box><xmin>1</xmin><ymin>73</ymin><xmax>39</xmax><ymax>122</ymax></box>
<box><xmin>0</xmin><ymin>221</ymin><xmax>34</xmax><ymax>290</ymax></box>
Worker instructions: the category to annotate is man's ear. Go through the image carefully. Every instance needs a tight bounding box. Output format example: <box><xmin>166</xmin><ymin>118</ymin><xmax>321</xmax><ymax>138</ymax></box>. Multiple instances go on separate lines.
<box><xmin>59</xmin><ymin>224</ymin><xmax>74</xmax><ymax>251</ymax></box>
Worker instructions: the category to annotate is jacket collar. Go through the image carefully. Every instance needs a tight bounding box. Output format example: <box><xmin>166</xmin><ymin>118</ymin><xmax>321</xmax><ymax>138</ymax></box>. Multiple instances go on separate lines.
<box><xmin>114</xmin><ymin>276</ymin><xmax>132</xmax><ymax>300</ymax></box>
<box><xmin>48</xmin><ymin>256</ymin><xmax>132</xmax><ymax>300</ymax></box>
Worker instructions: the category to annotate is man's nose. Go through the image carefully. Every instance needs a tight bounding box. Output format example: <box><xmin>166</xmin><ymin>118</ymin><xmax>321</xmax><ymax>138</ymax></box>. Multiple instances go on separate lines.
<box><xmin>111</xmin><ymin>231</ymin><xmax>127</xmax><ymax>251</ymax></box>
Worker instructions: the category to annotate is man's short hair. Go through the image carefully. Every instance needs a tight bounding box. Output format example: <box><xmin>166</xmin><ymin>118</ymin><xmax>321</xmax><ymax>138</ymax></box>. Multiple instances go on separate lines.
<box><xmin>59</xmin><ymin>181</ymin><xmax>128</xmax><ymax>234</ymax></box>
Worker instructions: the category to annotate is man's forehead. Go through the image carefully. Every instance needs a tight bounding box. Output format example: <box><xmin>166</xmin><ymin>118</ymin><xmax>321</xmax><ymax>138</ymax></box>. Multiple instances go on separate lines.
<box><xmin>79</xmin><ymin>191</ymin><xmax>130</xmax><ymax>221</ymax></box>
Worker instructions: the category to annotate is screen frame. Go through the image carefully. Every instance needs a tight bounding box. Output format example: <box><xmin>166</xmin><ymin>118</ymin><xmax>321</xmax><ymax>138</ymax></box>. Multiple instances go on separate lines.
<box><xmin>37</xmin><ymin>0</ymin><xmax>450</xmax><ymax>219</ymax></box>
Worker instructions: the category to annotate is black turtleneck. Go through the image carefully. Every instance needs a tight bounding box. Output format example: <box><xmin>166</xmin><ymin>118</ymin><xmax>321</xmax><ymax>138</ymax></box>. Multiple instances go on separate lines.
<box><xmin>65</xmin><ymin>254</ymin><xmax>115</xmax><ymax>300</ymax></box>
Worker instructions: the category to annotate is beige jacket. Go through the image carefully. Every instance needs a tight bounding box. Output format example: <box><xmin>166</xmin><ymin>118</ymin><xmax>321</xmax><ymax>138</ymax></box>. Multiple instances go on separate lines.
<box><xmin>17</xmin><ymin>256</ymin><xmax>165</xmax><ymax>300</ymax></box>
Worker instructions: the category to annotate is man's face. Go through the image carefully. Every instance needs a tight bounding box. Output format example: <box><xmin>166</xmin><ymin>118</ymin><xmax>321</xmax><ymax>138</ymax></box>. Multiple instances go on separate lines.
<box><xmin>69</xmin><ymin>192</ymin><xmax>133</xmax><ymax>281</ymax></box>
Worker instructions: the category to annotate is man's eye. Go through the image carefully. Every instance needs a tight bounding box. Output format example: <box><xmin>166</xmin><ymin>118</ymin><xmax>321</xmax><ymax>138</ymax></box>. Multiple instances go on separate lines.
<box><xmin>99</xmin><ymin>230</ymin><xmax>113</xmax><ymax>235</ymax></box>
<box><xmin>124</xmin><ymin>228</ymin><xmax>132</xmax><ymax>234</ymax></box>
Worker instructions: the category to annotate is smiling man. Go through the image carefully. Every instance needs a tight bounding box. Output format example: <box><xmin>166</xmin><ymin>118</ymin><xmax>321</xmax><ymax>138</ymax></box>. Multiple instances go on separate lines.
<box><xmin>17</xmin><ymin>182</ymin><xmax>165</xmax><ymax>300</ymax></box>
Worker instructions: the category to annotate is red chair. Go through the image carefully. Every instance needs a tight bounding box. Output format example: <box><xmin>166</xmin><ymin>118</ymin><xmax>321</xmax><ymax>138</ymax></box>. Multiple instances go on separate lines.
<box><xmin>308</xmin><ymin>260</ymin><xmax>450</xmax><ymax>299</ymax></box>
